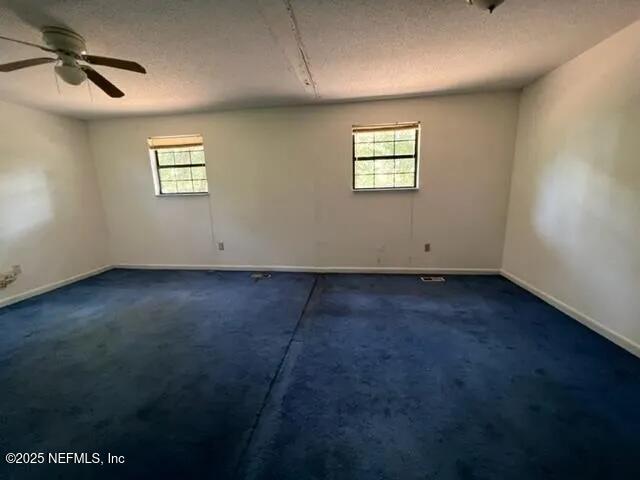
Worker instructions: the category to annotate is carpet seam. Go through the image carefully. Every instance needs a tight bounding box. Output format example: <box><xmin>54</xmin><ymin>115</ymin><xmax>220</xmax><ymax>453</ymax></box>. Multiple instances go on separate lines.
<box><xmin>232</xmin><ymin>274</ymin><xmax>319</xmax><ymax>478</ymax></box>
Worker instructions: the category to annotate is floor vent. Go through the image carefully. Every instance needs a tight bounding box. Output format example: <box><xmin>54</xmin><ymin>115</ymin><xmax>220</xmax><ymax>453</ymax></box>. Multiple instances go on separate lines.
<box><xmin>250</xmin><ymin>272</ymin><xmax>272</xmax><ymax>280</ymax></box>
<box><xmin>420</xmin><ymin>276</ymin><xmax>446</xmax><ymax>283</ymax></box>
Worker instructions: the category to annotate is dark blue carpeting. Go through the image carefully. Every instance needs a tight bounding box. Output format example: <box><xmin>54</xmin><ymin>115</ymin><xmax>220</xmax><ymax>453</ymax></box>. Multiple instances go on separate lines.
<box><xmin>0</xmin><ymin>270</ymin><xmax>315</xmax><ymax>479</ymax></box>
<box><xmin>1</xmin><ymin>270</ymin><xmax>639</xmax><ymax>479</ymax></box>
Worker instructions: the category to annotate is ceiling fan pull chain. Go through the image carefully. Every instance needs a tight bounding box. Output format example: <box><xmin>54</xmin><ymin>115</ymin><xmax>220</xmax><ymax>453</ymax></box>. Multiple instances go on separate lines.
<box><xmin>53</xmin><ymin>67</ymin><xmax>61</xmax><ymax>95</ymax></box>
<box><xmin>87</xmin><ymin>76</ymin><xmax>94</xmax><ymax>103</ymax></box>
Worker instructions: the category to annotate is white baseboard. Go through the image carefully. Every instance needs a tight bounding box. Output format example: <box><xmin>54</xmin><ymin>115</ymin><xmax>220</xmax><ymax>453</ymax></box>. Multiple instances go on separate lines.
<box><xmin>501</xmin><ymin>269</ymin><xmax>640</xmax><ymax>359</ymax></box>
<box><xmin>0</xmin><ymin>263</ymin><xmax>497</xmax><ymax>308</ymax></box>
<box><xmin>114</xmin><ymin>263</ymin><xmax>500</xmax><ymax>275</ymax></box>
<box><xmin>0</xmin><ymin>266</ymin><xmax>113</xmax><ymax>309</ymax></box>
<box><xmin>6</xmin><ymin>264</ymin><xmax>636</xmax><ymax>359</ymax></box>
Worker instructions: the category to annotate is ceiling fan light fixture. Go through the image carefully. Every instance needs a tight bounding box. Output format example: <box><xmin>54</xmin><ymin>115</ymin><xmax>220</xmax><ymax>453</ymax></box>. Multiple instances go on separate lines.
<box><xmin>55</xmin><ymin>64</ymin><xmax>87</xmax><ymax>85</ymax></box>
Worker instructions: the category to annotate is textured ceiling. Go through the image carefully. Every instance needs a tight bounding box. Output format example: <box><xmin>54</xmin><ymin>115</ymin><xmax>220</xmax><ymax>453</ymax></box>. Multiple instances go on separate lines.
<box><xmin>0</xmin><ymin>0</ymin><xmax>638</xmax><ymax>119</ymax></box>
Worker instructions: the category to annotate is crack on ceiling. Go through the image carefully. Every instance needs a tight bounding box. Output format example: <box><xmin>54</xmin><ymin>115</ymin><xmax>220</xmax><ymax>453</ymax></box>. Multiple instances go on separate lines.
<box><xmin>257</xmin><ymin>0</ymin><xmax>319</xmax><ymax>98</ymax></box>
<box><xmin>283</xmin><ymin>0</ymin><xmax>319</xmax><ymax>98</ymax></box>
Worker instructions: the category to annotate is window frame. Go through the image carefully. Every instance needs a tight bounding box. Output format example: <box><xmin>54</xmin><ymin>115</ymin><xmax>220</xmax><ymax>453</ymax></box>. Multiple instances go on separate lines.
<box><xmin>148</xmin><ymin>136</ymin><xmax>209</xmax><ymax>197</ymax></box>
<box><xmin>351</xmin><ymin>122</ymin><xmax>420</xmax><ymax>192</ymax></box>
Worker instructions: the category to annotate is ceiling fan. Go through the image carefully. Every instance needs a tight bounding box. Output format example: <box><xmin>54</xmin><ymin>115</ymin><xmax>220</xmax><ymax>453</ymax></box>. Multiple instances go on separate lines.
<box><xmin>465</xmin><ymin>0</ymin><xmax>505</xmax><ymax>13</ymax></box>
<box><xmin>0</xmin><ymin>26</ymin><xmax>146</xmax><ymax>98</ymax></box>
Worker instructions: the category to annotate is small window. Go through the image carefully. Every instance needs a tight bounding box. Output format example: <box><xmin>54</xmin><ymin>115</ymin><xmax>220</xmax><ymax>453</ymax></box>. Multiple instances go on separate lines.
<box><xmin>352</xmin><ymin>122</ymin><xmax>420</xmax><ymax>191</ymax></box>
<box><xmin>148</xmin><ymin>135</ymin><xmax>208</xmax><ymax>195</ymax></box>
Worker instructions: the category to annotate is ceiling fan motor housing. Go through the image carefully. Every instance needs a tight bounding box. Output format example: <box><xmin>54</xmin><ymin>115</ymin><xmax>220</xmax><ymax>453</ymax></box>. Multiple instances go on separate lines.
<box><xmin>42</xmin><ymin>26</ymin><xmax>86</xmax><ymax>56</ymax></box>
<box><xmin>42</xmin><ymin>27</ymin><xmax>87</xmax><ymax>85</ymax></box>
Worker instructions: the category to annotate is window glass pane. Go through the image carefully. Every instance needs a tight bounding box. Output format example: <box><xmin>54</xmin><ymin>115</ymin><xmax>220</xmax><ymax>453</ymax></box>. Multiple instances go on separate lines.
<box><xmin>159</xmin><ymin>168</ymin><xmax>176</xmax><ymax>181</ymax></box>
<box><xmin>394</xmin><ymin>173</ymin><xmax>415</xmax><ymax>187</ymax></box>
<box><xmin>354</xmin><ymin>160</ymin><xmax>374</xmax><ymax>175</ymax></box>
<box><xmin>374</xmin><ymin>159</ymin><xmax>394</xmax><ymax>174</ymax></box>
<box><xmin>157</xmin><ymin>152</ymin><xmax>174</xmax><ymax>166</ymax></box>
<box><xmin>355</xmin><ymin>143</ymin><xmax>374</xmax><ymax>158</ymax></box>
<box><xmin>354</xmin><ymin>132</ymin><xmax>374</xmax><ymax>143</ymax></box>
<box><xmin>374</xmin><ymin>130</ymin><xmax>394</xmax><ymax>142</ymax></box>
<box><xmin>354</xmin><ymin>175</ymin><xmax>374</xmax><ymax>189</ymax></box>
<box><xmin>375</xmin><ymin>174</ymin><xmax>394</xmax><ymax>188</ymax></box>
<box><xmin>192</xmin><ymin>180</ymin><xmax>208</xmax><ymax>192</ymax></box>
<box><xmin>373</xmin><ymin>142</ymin><xmax>394</xmax><ymax>157</ymax></box>
<box><xmin>172</xmin><ymin>167</ymin><xmax>190</xmax><ymax>180</ymax></box>
<box><xmin>191</xmin><ymin>166</ymin><xmax>207</xmax><ymax>180</ymax></box>
<box><xmin>161</xmin><ymin>181</ymin><xmax>177</xmax><ymax>193</ymax></box>
<box><xmin>190</xmin><ymin>150</ymin><xmax>205</xmax><ymax>164</ymax></box>
<box><xmin>174</xmin><ymin>151</ymin><xmax>191</xmax><ymax>165</ymax></box>
<box><xmin>395</xmin><ymin>141</ymin><xmax>415</xmax><ymax>155</ymax></box>
<box><xmin>395</xmin><ymin>158</ymin><xmax>415</xmax><ymax>173</ymax></box>
<box><xmin>395</xmin><ymin>129</ymin><xmax>415</xmax><ymax>141</ymax></box>
<box><xmin>177</xmin><ymin>180</ymin><xmax>194</xmax><ymax>192</ymax></box>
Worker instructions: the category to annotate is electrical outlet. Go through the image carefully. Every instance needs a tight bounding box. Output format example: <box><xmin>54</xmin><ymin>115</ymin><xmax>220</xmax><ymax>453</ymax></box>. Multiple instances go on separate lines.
<box><xmin>424</xmin><ymin>243</ymin><xmax>431</xmax><ymax>252</ymax></box>
<box><xmin>217</xmin><ymin>242</ymin><xmax>225</xmax><ymax>251</ymax></box>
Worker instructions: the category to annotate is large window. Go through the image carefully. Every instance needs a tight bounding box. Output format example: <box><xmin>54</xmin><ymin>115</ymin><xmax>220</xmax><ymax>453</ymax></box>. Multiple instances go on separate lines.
<box><xmin>352</xmin><ymin>123</ymin><xmax>420</xmax><ymax>191</ymax></box>
<box><xmin>148</xmin><ymin>135</ymin><xmax>208</xmax><ymax>195</ymax></box>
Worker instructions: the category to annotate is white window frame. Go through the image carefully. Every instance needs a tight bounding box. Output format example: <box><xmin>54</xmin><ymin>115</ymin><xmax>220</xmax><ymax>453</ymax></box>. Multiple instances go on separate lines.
<box><xmin>147</xmin><ymin>135</ymin><xmax>209</xmax><ymax>197</ymax></box>
<box><xmin>352</xmin><ymin>122</ymin><xmax>421</xmax><ymax>192</ymax></box>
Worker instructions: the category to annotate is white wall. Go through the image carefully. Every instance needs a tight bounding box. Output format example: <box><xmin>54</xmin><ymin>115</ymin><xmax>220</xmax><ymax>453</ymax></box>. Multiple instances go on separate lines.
<box><xmin>0</xmin><ymin>100</ymin><xmax>109</xmax><ymax>305</ymax></box>
<box><xmin>503</xmin><ymin>21</ymin><xmax>640</xmax><ymax>349</ymax></box>
<box><xmin>88</xmin><ymin>92</ymin><xmax>519</xmax><ymax>271</ymax></box>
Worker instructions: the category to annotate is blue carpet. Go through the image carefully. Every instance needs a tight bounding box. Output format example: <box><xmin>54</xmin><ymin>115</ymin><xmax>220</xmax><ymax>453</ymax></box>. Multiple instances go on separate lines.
<box><xmin>0</xmin><ymin>270</ymin><xmax>315</xmax><ymax>479</ymax></box>
<box><xmin>1</xmin><ymin>271</ymin><xmax>639</xmax><ymax>479</ymax></box>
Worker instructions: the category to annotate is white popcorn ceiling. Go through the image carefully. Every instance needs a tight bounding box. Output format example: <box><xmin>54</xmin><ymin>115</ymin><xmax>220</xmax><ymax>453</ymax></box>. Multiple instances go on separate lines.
<box><xmin>0</xmin><ymin>0</ymin><xmax>638</xmax><ymax>119</ymax></box>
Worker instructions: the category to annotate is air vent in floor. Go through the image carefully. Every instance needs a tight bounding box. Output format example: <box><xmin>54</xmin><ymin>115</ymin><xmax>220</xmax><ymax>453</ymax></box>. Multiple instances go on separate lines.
<box><xmin>250</xmin><ymin>272</ymin><xmax>272</xmax><ymax>280</ymax></box>
<box><xmin>420</xmin><ymin>276</ymin><xmax>446</xmax><ymax>283</ymax></box>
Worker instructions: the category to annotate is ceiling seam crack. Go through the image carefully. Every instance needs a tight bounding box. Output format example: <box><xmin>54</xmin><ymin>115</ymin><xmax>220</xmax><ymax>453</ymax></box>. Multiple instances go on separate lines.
<box><xmin>282</xmin><ymin>0</ymin><xmax>319</xmax><ymax>98</ymax></box>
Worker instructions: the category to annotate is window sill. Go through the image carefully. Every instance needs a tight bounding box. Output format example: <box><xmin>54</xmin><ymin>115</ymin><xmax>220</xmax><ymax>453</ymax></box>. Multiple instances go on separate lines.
<box><xmin>155</xmin><ymin>193</ymin><xmax>210</xmax><ymax>197</ymax></box>
<box><xmin>352</xmin><ymin>187</ymin><xmax>419</xmax><ymax>192</ymax></box>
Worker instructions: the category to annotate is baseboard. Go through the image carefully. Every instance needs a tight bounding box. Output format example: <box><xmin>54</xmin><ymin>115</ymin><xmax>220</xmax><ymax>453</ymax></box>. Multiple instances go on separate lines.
<box><xmin>114</xmin><ymin>263</ymin><xmax>500</xmax><ymax>275</ymax></box>
<box><xmin>500</xmin><ymin>269</ymin><xmax>640</xmax><ymax>359</ymax></box>
<box><xmin>0</xmin><ymin>266</ymin><xmax>113</xmax><ymax>309</ymax></box>
<box><xmin>7</xmin><ymin>265</ymin><xmax>635</xmax><ymax>358</ymax></box>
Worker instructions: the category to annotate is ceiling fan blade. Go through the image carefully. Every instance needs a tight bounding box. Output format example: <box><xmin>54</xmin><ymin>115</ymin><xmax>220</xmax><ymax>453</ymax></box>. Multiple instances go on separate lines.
<box><xmin>83</xmin><ymin>55</ymin><xmax>146</xmax><ymax>74</ymax></box>
<box><xmin>81</xmin><ymin>66</ymin><xmax>124</xmax><ymax>98</ymax></box>
<box><xmin>0</xmin><ymin>57</ymin><xmax>57</xmax><ymax>72</ymax></box>
<box><xmin>0</xmin><ymin>34</ymin><xmax>55</xmax><ymax>52</ymax></box>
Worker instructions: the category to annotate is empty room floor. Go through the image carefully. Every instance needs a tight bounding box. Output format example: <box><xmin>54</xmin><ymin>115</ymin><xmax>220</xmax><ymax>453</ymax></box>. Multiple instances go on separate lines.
<box><xmin>1</xmin><ymin>270</ymin><xmax>639</xmax><ymax>479</ymax></box>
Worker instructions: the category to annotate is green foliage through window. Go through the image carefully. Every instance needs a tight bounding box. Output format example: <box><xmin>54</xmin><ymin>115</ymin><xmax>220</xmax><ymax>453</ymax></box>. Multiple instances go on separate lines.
<box><xmin>153</xmin><ymin>145</ymin><xmax>209</xmax><ymax>195</ymax></box>
<box><xmin>353</xmin><ymin>124</ymin><xmax>419</xmax><ymax>190</ymax></box>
